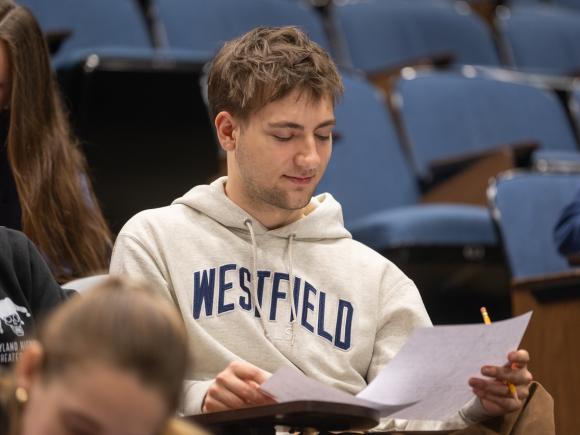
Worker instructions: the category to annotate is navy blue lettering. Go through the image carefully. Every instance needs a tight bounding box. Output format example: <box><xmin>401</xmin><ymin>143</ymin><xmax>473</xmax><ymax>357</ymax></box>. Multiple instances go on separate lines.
<box><xmin>254</xmin><ymin>271</ymin><xmax>271</xmax><ymax>318</ymax></box>
<box><xmin>290</xmin><ymin>277</ymin><xmax>301</xmax><ymax>322</ymax></box>
<box><xmin>317</xmin><ymin>291</ymin><xmax>333</xmax><ymax>343</ymax></box>
<box><xmin>218</xmin><ymin>264</ymin><xmax>236</xmax><ymax>314</ymax></box>
<box><xmin>335</xmin><ymin>299</ymin><xmax>353</xmax><ymax>350</ymax></box>
<box><xmin>193</xmin><ymin>268</ymin><xmax>215</xmax><ymax>319</ymax></box>
<box><xmin>301</xmin><ymin>281</ymin><xmax>316</xmax><ymax>333</ymax></box>
<box><xmin>270</xmin><ymin>273</ymin><xmax>289</xmax><ymax>321</ymax></box>
<box><xmin>238</xmin><ymin>267</ymin><xmax>252</xmax><ymax>311</ymax></box>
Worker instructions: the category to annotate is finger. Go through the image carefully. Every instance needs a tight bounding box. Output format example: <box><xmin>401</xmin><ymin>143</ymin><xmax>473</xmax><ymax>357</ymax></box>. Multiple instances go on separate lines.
<box><xmin>475</xmin><ymin>390</ymin><xmax>521</xmax><ymax>413</ymax></box>
<box><xmin>469</xmin><ymin>378</ymin><xmax>513</xmax><ymax>398</ymax></box>
<box><xmin>229</xmin><ymin>360</ymin><xmax>271</xmax><ymax>384</ymax></box>
<box><xmin>216</xmin><ymin>371</ymin><xmax>264</xmax><ymax>404</ymax></box>
<box><xmin>481</xmin><ymin>365</ymin><xmax>532</xmax><ymax>386</ymax></box>
<box><xmin>471</xmin><ymin>376</ymin><xmax>531</xmax><ymax>404</ymax></box>
<box><xmin>207</xmin><ymin>381</ymin><xmax>249</xmax><ymax>410</ymax></box>
<box><xmin>508</xmin><ymin>349</ymin><xmax>530</xmax><ymax>368</ymax></box>
<box><xmin>496</xmin><ymin>366</ymin><xmax>533</xmax><ymax>387</ymax></box>
<box><xmin>203</xmin><ymin>387</ymin><xmax>244</xmax><ymax>413</ymax></box>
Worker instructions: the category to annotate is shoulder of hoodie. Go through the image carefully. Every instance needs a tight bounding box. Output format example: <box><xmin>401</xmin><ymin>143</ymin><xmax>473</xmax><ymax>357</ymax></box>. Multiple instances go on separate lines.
<box><xmin>334</xmin><ymin>235</ymin><xmax>416</xmax><ymax>289</ymax></box>
<box><xmin>116</xmin><ymin>202</ymin><xmax>204</xmax><ymax>239</ymax></box>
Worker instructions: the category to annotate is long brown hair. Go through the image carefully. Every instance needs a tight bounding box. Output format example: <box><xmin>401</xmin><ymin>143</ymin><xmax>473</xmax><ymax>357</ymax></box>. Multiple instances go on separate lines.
<box><xmin>0</xmin><ymin>0</ymin><xmax>111</xmax><ymax>282</ymax></box>
<box><xmin>1</xmin><ymin>276</ymin><xmax>203</xmax><ymax>435</ymax></box>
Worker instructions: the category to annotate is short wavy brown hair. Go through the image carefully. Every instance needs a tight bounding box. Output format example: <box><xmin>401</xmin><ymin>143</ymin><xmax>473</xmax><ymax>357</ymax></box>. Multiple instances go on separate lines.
<box><xmin>207</xmin><ymin>26</ymin><xmax>343</xmax><ymax>120</ymax></box>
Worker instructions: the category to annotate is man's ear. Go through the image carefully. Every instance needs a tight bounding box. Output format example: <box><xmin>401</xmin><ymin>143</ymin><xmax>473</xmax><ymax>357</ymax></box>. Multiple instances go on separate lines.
<box><xmin>15</xmin><ymin>341</ymin><xmax>44</xmax><ymax>390</ymax></box>
<box><xmin>215</xmin><ymin>111</ymin><xmax>239</xmax><ymax>152</ymax></box>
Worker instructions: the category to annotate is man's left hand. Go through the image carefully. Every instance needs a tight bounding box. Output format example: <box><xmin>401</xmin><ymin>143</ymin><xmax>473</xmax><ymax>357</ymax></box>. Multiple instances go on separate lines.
<box><xmin>468</xmin><ymin>349</ymin><xmax>533</xmax><ymax>416</ymax></box>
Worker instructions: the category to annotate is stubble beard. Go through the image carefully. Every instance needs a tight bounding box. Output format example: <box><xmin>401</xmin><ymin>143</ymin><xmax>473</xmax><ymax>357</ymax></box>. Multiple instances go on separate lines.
<box><xmin>243</xmin><ymin>175</ymin><xmax>313</xmax><ymax>212</ymax></box>
<box><xmin>235</xmin><ymin>140</ymin><xmax>317</xmax><ymax>213</ymax></box>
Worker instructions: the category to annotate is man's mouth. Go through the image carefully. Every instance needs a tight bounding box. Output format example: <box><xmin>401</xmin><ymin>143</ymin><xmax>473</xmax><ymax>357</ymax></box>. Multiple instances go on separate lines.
<box><xmin>284</xmin><ymin>175</ymin><xmax>315</xmax><ymax>185</ymax></box>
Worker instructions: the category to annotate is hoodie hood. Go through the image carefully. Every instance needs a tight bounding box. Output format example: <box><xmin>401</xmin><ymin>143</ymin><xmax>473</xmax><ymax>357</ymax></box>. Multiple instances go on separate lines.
<box><xmin>172</xmin><ymin>177</ymin><xmax>351</xmax><ymax>241</ymax></box>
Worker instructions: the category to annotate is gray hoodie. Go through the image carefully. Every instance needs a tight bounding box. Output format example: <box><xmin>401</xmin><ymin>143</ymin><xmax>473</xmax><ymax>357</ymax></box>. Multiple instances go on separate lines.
<box><xmin>110</xmin><ymin>177</ymin><xmax>488</xmax><ymax>430</ymax></box>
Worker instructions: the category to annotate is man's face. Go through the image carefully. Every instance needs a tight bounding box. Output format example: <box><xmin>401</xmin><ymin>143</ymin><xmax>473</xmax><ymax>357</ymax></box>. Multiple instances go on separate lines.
<box><xmin>226</xmin><ymin>90</ymin><xmax>335</xmax><ymax>223</ymax></box>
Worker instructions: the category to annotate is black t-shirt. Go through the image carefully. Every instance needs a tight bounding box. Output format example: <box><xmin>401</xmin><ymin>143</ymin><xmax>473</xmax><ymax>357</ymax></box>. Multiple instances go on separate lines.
<box><xmin>0</xmin><ymin>112</ymin><xmax>21</xmax><ymax>230</ymax></box>
<box><xmin>0</xmin><ymin>227</ymin><xmax>70</xmax><ymax>365</ymax></box>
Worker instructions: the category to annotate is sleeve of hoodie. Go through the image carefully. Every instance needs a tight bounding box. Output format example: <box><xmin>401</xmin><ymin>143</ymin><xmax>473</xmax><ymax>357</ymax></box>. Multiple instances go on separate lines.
<box><xmin>110</xmin><ymin>231</ymin><xmax>165</xmax><ymax>287</ymax></box>
<box><xmin>4</xmin><ymin>228</ymin><xmax>69</xmax><ymax>316</ymax></box>
<box><xmin>109</xmin><ymin>228</ymin><xmax>214</xmax><ymax>415</ymax></box>
<box><xmin>365</xmin><ymin>270</ymin><xmax>492</xmax><ymax>432</ymax></box>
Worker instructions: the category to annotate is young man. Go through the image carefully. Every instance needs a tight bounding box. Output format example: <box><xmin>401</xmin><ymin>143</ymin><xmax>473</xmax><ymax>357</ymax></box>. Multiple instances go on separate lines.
<box><xmin>110</xmin><ymin>27</ymin><xmax>536</xmax><ymax>431</ymax></box>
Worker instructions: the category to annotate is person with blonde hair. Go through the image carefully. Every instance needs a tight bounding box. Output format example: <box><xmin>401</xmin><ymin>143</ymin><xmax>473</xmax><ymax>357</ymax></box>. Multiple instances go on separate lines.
<box><xmin>0</xmin><ymin>275</ymin><xmax>206</xmax><ymax>435</ymax></box>
<box><xmin>0</xmin><ymin>0</ymin><xmax>111</xmax><ymax>282</ymax></box>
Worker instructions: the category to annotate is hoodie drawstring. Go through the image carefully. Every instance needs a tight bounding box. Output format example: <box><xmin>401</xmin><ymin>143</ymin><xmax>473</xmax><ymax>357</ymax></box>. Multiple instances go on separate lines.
<box><xmin>245</xmin><ymin>219</ymin><xmax>269</xmax><ymax>339</ymax></box>
<box><xmin>245</xmin><ymin>219</ymin><xmax>297</xmax><ymax>346</ymax></box>
<box><xmin>287</xmin><ymin>234</ymin><xmax>297</xmax><ymax>346</ymax></box>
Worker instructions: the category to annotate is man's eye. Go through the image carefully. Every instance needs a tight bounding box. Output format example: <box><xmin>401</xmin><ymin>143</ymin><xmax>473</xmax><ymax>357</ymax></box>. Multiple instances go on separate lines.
<box><xmin>273</xmin><ymin>135</ymin><xmax>293</xmax><ymax>142</ymax></box>
<box><xmin>316</xmin><ymin>134</ymin><xmax>331</xmax><ymax>141</ymax></box>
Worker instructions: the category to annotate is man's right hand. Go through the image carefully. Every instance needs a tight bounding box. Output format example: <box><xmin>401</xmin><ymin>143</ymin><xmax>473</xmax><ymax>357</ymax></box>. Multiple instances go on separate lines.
<box><xmin>202</xmin><ymin>360</ymin><xmax>277</xmax><ymax>413</ymax></box>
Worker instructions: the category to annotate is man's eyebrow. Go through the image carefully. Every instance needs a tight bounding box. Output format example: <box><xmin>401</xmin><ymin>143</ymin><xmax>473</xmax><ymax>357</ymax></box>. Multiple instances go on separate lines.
<box><xmin>316</xmin><ymin>119</ymin><xmax>336</xmax><ymax>129</ymax></box>
<box><xmin>267</xmin><ymin>119</ymin><xmax>336</xmax><ymax>130</ymax></box>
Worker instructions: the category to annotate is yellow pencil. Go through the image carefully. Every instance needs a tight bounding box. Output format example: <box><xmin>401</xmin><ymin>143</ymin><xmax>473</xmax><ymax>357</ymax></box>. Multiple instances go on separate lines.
<box><xmin>480</xmin><ymin>306</ymin><xmax>492</xmax><ymax>325</ymax></box>
<box><xmin>480</xmin><ymin>307</ymin><xmax>518</xmax><ymax>400</ymax></box>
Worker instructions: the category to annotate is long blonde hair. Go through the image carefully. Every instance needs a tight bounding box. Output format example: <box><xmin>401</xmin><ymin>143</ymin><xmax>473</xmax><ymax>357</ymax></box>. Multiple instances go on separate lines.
<box><xmin>0</xmin><ymin>0</ymin><xmax>112</xmax><ymax>282</ymax></box>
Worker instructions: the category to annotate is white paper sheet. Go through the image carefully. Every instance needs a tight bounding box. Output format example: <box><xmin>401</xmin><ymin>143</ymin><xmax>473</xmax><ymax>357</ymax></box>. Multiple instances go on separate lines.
<box><xmin>260</xmin><ymin>366</ymin><xmax>412</xmax><ymax>417</ymax></box>
<box><xmin>260</xmin><ymin>311</ymin><xmax>532</xmax><ymax>421</ymax></box>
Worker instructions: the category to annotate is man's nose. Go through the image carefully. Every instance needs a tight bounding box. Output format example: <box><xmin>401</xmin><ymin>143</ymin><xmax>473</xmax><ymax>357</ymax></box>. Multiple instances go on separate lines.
<box><xmin>295</xmin><ymin>135</ymin><xmax>320</xmax><ymax>169</ymax></box>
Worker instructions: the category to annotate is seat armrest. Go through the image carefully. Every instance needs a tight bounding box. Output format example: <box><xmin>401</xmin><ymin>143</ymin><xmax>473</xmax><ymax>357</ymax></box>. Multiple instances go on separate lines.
<box><xmin>367</xmin><ymin>52</ymin><xmax>455</xmax><ymax>96</ymax></box>
<box><xmin>420</xmin><ymin>143</ymin><xmax>537</xmax><ymax>206</ymax></box>
<box><xmin>427</xmin><ymin>141</ymin><xmax>538</xmax><ymax>185</ymax></box>
<box><xmin>512</xmin><ymin>269</ymin><xmax>580</xmax><ymax>303</ymax></box>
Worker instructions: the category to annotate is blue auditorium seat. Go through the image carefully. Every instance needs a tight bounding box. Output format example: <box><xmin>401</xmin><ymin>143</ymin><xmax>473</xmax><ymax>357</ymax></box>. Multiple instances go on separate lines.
<box><xmin>497</xmin><ymin>5</ymin><xmax>580</xmax><ymax>75</ymax></box>
<box><xmin>155</xmin><ymin>0</ymin><xmax>330</xmax><ymax>56</ymax></box>
<box><xmin>489</xmin><ymin>170</ymin><xmax>580</xmax><ymax>280</ymax></box>
<box><xmin>333</xmin><ymin>0</ymin><xmax>500</xmax><ymax>73</ymax></box>
<box><xmin>19</xmin><ymin>0</ymin><xmax>157</xmax><ymax>68</ymax></box>
<box><xmin>394</xmin><ymin>70</ymin><xmax>579</xmax><ymax>182</ymax></box>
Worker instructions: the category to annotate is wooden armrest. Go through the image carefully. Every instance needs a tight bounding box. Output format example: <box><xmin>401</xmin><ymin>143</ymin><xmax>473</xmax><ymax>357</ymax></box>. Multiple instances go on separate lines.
<box><xmin>421</xmin><ymin>147</ymin><xmax>514</xmax><ymax>205</ymax></box>
<box><xmin>45</xmin><ymin>29</ymin><xmax>71</xmax><ymax>56</ymax></box>
<box><xmin>512</xmin><ymin>269</ymin><xmax>580</xmax><ymax>303</ymax></box>
<box><xmin>427</xmin><ymin>141</ymin><xmax>538</xmax><ymax>185</ymax></box>
<box><xmin>420</xmin><ymin>141</ymin><xmax>538</xmax><ymax>206</ymax></box>
<box><xmin>366</xmin><ymin>52</ymin><xmax>455</xmax><ymax>96</ymax></box>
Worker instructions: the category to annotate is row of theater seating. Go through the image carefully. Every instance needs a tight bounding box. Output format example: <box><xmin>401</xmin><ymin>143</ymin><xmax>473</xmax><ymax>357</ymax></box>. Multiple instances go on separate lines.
<box><xmin>18</xmin><ymin>0</ymin><xmax>580</xmax><ymax>76</ymax></box>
